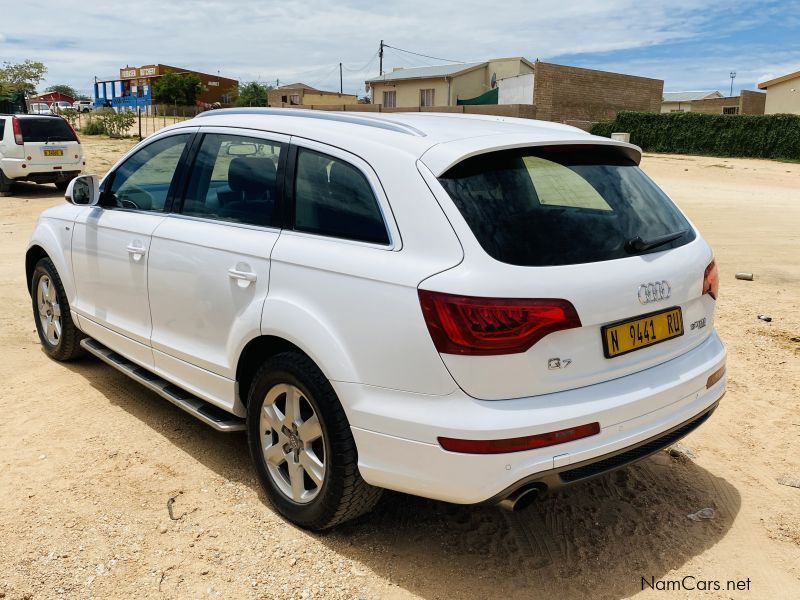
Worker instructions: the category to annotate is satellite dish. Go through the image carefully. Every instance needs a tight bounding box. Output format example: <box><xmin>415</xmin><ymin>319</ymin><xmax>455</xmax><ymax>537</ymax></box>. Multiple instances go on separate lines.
<box><xmin>491</xmin><ymin>72</ymin><xmax>497</xmax><ymax>88</ymax></box>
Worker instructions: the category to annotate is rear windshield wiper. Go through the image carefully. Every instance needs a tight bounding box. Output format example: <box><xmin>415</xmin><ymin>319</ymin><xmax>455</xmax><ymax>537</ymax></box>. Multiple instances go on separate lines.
<box><xmin>625</xmin><ymin>229</ymin><xmax>688</xmax><ymax>254</ymax></box>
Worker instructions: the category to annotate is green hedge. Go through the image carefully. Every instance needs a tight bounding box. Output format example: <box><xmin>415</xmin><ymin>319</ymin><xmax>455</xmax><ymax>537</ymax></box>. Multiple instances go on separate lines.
<box><xmin>590</xmin><ymin>111</ymin><xmax>800</xmax><ymax>160</ymax></box>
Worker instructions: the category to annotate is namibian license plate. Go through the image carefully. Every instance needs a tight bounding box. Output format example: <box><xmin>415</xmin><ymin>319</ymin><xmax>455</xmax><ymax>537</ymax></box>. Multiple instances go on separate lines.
<box><xmin>43</xmin><ymin>149</ymin><xmax>64</xmax><ymax>157</ymax></box>
<box><xmin>602</xmin><ymin>307</ymin><xmax>683</xmax><ymax>358</ymax></box>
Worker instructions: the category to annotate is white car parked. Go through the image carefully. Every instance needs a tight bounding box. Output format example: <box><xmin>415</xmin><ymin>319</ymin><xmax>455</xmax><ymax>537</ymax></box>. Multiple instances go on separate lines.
<box><xmin>73</xmin><ymin>100</ymin><xmax>93</xmax><ymax>113</ymax></box>
<box><xmin>1</xmin><ymin>114</ymin><xmax>84</xmax><ymax>194</ymax></box>
<box><xmin>25</xmin><ymin>109</ymin><xmax>726</xmax><ymax>530</ymax></box>
<box><xmin>28</xmin><ymin>102</ymin><xmax>53</xmax><ymax>115</ymax></box>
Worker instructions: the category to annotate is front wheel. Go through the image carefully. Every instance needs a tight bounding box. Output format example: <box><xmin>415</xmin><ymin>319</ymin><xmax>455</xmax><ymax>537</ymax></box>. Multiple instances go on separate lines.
<box><xmin>31</xmin><ymin>258</ymin><xmax>84</xmax><ymax>361</ymax></box>
<box><xmin>247</xmin><ymin>352</ymin><xmax>382</xmax><ymax>530</ymax></box>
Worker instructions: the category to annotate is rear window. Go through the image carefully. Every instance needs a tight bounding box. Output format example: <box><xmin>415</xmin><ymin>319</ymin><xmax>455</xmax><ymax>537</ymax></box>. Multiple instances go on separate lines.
<box><xmin>438</xmin><ymin>146</ymin><xmax>695</xmax><ymax>266</ymax></box>
<box><xmin>0</xmin><ymin>119</ymin><xmax>4</xmax><ymax>141</ymax></box>
<box><xmin>18</xmin><ymin>117</ymin><xmax>76</xmax><ymax>142</ymax></box>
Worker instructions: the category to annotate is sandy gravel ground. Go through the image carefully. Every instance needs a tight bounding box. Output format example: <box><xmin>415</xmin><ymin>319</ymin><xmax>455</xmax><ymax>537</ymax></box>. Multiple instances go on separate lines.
<box><xmin>0</xmin><ymin>137</ymin><xmax>798</xmax><ymax>599</ymax></box>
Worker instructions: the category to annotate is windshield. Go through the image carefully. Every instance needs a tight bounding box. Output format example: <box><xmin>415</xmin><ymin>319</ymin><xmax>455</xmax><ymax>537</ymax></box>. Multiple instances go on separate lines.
<box><xmin>438</xmin><ymin>146</ymin><xmax>695</xmax><ymax>266</ymax></box>
<box><xmin>18</xmin><ymin>117</ymin><xmax>77</xmax><ymax>142</ymax></box>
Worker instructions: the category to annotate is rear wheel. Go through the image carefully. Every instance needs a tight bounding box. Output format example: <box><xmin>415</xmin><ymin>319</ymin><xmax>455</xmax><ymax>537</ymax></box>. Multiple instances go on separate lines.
<box><xmin>31</xmin><ymin>258</ymin><xmax>84</xmax><ymax>361</ymax></box>
<box><xmin>247</xmin><ymin>352</ymin><xmax>382</xmax><ymax>530</ymax></box>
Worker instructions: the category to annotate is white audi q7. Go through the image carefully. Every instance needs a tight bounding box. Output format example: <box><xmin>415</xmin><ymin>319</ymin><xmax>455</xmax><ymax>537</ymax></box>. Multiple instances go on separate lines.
<box><xmin>26</xmin><ymin>109</ymin><xmax>726</xmax><ymax>530</ymax></box>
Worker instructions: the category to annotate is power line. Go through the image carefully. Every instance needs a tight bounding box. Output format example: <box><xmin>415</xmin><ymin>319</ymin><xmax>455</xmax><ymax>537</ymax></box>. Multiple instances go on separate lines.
<box><xmin>383</xmin><ymin>44</ymin><xmax>465</xmax><ymax>64</ymax></box>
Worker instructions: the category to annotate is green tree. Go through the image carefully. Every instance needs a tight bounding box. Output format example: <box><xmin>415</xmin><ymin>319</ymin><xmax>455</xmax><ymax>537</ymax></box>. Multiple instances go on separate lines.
<box><xmin>152</xmin><ymin>72</ymin><xmax>203</xmax><ymax>105</ymax></box>
<box><xmin>45</xmin><ymin>84</ymin><xmax>79</xmax><ymax>99</ymax></box>
<box><xmin>235</xmin><ymin>81</ymin><xmax>271</xmax><ymax>107</ymax></box>
<box><xmin>0</xmin><ymin>60</ymin><xmax>47</xmax><ymax>94</ymax></box>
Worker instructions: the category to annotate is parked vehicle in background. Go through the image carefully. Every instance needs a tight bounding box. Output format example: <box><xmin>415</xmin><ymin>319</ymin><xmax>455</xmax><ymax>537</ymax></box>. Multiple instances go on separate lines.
<box><xmin>24</xmin><ymin>109</ymin><xmax>726</xmax><ymax>530</ymax></box>
<box><xmin>0</xmin><ymin>114</ymin><xmax>84</xmax><ymax>194</ymax></box>
<box><xmin>52</xmin><ymin>101</ymin><xmax>73</xmax><ymax>114</ymax></box>
<box><xmin>73</xmin><ymin>100</ymin><xmax>93</xmax><ymax>113</ymax></box>
<box><xmin>28</xmin><ymin>103</ymin><xmax>53</xmax><ymax>115</ymax></box>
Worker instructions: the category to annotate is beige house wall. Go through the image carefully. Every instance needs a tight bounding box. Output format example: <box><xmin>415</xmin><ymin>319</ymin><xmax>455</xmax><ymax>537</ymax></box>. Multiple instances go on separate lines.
<box><xmin>763</xmin><ymin>78</ymin><xmax>800</xmax><ymax>114</ymax></box>
<box><xmin>371</xmin><ymin>77</ymin><xmax>451</xmax><ymax>107</ymax></box>
<box><xmin>451</xmin><ymin>67</ymin><xmax>490</xmax><ymax>104</ymax></box>
<box><xmin>303</xmin><ymin>92</ymin><xmax>358</xmax><ymax>106</ymax></box>
<box><xmin>487</xmin><ymin>58</ymin><xmax>533</xmax><ymax>82</ymax></box>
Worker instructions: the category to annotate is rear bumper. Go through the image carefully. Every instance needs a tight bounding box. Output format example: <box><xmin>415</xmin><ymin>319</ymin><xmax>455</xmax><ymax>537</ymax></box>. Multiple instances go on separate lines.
<box><xmin>1</xmin><ymin>158</ymin><xmax>82</xmax><ymax>181</ymax></box>
<box><xmin>342</xmin><ymin>330</ymin><xmax>726</xmax><ymax>504</ymax></box>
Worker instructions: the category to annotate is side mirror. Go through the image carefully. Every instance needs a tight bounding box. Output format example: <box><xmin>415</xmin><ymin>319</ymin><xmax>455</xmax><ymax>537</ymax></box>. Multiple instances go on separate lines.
<box><xmin>65</xmin><ymin>175</ymin><xmax>100</xmax><ymax>206</ymax></box>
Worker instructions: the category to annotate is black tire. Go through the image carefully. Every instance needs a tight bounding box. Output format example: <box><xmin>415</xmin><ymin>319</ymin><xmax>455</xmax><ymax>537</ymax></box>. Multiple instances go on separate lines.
<box><xmin>55</xmin><ymin>180</ymin><xmax>70</xmax><ymax>191</ymax></box>
<box><xmin>31</xmin><ymin>257</ymin><xmax>85</xmax><ymax>361</ymax></box>
<box><xmin>247</xmin><ymin>352</ymin><xmax>382</xmax><ymax>530</ymax></box>
<box><xmin>0</xmin><ymin>169</ymin><xmax>11</xmax><ymax>194</ymax></box>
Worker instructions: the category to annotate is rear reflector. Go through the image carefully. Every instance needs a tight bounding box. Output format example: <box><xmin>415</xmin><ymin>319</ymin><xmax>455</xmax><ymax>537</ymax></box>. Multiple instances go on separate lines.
<box><xmin>706</xmin><ymin>365</ymin><xmax>726</xmax><ymax>388</ymax></box>
<box><xmin>439</xmin><ymin>422</ymin><xmax>601</xmax><ymax>454</ymax></box>
<box><xmin>418</xmin><ymin>290</ymin><xmax>581</xmax><ymax>356</ymax></box>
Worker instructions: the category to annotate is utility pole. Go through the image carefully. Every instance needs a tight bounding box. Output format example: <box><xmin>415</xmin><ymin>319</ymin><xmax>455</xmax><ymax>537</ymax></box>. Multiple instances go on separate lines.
<box><xmin>379</xmin><ymin>40</ymin><xmax>384</xmax><ymax>76</ymax></box>
<box><xmin>339</xmin><ymin>62</ymin><xmax>343</xmax><ymax>93</ymax></box>
<box><xmin>729</xmin><ymin>71</ymin><xmax>736</xmax><ymax>96</ymax></box>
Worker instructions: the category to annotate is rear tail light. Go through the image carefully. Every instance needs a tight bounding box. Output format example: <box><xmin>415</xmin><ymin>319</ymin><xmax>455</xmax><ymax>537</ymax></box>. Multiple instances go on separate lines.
<box><xmin>439</xmin><ymin>422</ymin><xmax>601</xmax><ymax>454</ymax></box>
<box><xmin>12</xmin><ymin>116</ymin><xmax>23</xmax><ymax>145</ymax></box>
<box><xmin>418</xmin><ymin>290</ymin><xmax>581</xmax><ymax>356</ymax></box>
<box><xmin>703</xmin><ymin>259</ymin><xmax>719</xmax><ymax>299</ymax></box>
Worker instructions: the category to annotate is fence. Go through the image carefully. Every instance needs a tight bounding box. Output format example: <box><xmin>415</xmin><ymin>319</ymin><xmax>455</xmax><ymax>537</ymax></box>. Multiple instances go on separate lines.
<box><xmin>70</xmin><ymin>104</ymin><xmax>206</xmax><ymax>139</ymax></box>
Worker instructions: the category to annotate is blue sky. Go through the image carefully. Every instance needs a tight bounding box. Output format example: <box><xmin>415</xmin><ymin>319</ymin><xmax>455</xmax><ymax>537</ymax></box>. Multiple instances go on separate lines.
<box><xmin>1</xmin><ymin>0</ymin><xmax>798</xmax><ymax>98</ymax></box>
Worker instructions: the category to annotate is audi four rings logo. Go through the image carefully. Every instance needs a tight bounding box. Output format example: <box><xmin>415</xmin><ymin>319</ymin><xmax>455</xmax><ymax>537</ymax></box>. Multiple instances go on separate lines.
<box><xmin>638</xmin><ymin>281</ymin><xmax>671</xmax><ymax>304</ymax></box>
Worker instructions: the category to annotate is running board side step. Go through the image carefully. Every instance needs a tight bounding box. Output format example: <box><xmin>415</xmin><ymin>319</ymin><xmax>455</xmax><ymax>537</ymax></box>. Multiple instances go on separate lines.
<box><xmin>80</xmin><ymin>338</ymin><xmax>246</xmax><ymax>432</ymax></box>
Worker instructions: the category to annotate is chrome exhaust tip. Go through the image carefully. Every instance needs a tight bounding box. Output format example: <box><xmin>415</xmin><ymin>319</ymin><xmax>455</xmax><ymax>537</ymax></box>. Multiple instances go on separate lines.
<box><xmin>497</xmin><ymin>484</ymin><xmax>541</xmax><ymax>511</ymax></box>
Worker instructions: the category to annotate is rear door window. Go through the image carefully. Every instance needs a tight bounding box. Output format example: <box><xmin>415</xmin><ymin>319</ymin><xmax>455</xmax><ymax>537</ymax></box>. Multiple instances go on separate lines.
<box><xmin>17</xmin><ymin>117</ymin><xmax>77</xmax><ymax>142</ymax></box>
<box><xmin>438</xmin><ymin>146</ymin><xmax>695</xmax><ymax>266</ymax></box>
<box><xmin>0</xmin><ymin>119</ymin><xmax>5</xmax><ymax>141</ymax></box>
<box><xmin>293</xmin><ymin>147</ymin><xmax>389</xmax><ymax>245</ymax></box>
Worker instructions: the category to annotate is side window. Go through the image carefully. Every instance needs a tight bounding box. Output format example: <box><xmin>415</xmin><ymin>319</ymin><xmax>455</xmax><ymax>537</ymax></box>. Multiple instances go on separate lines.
<box><xmin>0</xmin><ymin>119</ymin><xmax>5</xmax><ymax>141</ymax></box>
<box><xmin>293</xmin><ymin>148</ymin><xmax>390</xmax><ymax>245</ymax></box>
<box><xmin>105</xmin><ymin>134</ymin><xmax>189</xmax><ymax>211</ymax></box>
<box><xmin>180</xmin><ymin>134</ymin><xmax>283</xmax><ymax>228</ymax></box>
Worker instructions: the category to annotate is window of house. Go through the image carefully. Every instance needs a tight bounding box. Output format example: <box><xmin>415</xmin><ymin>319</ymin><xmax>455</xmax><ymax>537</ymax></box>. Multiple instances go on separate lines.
<box><xmin>289</xmin><ymin>94</ymin><xmax>301</xmax><ymax>105</ymax></box>
<box><xmin>293</xmin><ymin>147</ymin><xmax>390</xmax><ymax>245</ymax></box>
<box><xmin>281</xmin><ymin>95</ymin><xmax>288</xmax><ymax>103</ymax></box>
<box><xmin>180</xmin><ymin>133</ymin><xmax>283</xmax><ymax>228</ymax></box>
<box><xmin>420</xmin><ymin>88</ymin><xmax>435</xmax><ymax>107</ymax></box>
<box><xmin>722</xmin><ymin>106</ymin><xmax>739</xmax><ymax>115</ymax></box>
<box><xmin>382</xmin><ymin>90</ymin><xmax>396</xmax><ymax>108</ymax></box>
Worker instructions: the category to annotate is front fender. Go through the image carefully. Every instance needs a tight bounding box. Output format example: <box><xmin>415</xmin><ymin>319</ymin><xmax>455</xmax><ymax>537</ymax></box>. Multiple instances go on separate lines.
<box><xmin>26</xmin><ymin>205</ymin><xmax>83</xmax><ymax>303</ymax></box>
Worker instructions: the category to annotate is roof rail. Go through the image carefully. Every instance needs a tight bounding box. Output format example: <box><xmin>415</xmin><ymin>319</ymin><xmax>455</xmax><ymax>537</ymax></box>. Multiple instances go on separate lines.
<box><xmin>195</xmin><ymin>107</ymin><xmax>427</xmax><ymax>137</ymax></box>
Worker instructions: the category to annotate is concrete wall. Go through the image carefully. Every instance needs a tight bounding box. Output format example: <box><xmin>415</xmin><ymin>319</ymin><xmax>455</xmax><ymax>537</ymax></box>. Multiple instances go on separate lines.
<box><xmin>498</xmin><ymin>73</ymin><xmax>534</xmax><ymax>104</ymax></box>
<box><xmin>739</xmin><ymin>90</ymin><xmax>767</xmax><ymax>115</ymax></box>
<box><xmin>661</xmin><ymin>101</ymin><xmax>694</xmax><ymax>113</ymax></box>
<box><xmin>533</xmin><ymin>61</ymin><xmax>663</xmax><ymax>125</ymax></box>
<box><xmin>763</xmin><ymin>78</ymin><xmax>800</xmax><ymax>114</ymax></box>
<box><xmin>690</xmin><ymin>96</ymin><xmax>742</xmax><ymax>114</ymax></box>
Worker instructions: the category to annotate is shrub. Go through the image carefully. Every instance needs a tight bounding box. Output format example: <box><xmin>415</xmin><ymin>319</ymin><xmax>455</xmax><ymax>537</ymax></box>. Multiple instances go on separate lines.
<box><xmin>58</xmin><ymin>108</ymin><xmax>78</xmax><ymax>127</ymax></box>
<box><xmin>83</xmin><ymin>108</ymin><xmax>137</xmax><ymax>137</ymax></box>
<box><xmin>80</xmin><ymin>117</ymin><xmax>105</xmax><ymax>135</ymax></box>
<box><xmin>590</xmin><ymin>111</ymin><xmax>800</xmax><ymax>161</ymax></box>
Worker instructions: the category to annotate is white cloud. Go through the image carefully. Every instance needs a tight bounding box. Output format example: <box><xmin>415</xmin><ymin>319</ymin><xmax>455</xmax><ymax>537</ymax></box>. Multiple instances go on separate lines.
<box><xmin>0</xmin><ymin>0</ymin><xmax>795</xmax><ymax>96</ymax></box>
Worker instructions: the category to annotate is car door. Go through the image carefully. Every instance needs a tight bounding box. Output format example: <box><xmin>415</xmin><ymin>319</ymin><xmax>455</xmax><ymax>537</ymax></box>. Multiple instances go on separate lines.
<box><xmin>71</xmin><ymin>130</ymin><xmax>194</xmax><ymax>368</ymax></box>
<box><xmin>146</xmin><ymin>129</ymin><xmax>287</xmax><ymax>412</ymax></box>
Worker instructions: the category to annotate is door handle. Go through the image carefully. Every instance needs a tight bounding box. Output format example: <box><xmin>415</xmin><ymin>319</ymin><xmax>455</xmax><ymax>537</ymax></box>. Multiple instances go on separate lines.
<box><xmin>228</xmin><ymin>268</ymin><xmax>257</xmax><ymax>282</ymax></box>
<box><xmin>126</xmin><ymin>244</ymin><xmax>146</xmax><ymax>258</ymax></box>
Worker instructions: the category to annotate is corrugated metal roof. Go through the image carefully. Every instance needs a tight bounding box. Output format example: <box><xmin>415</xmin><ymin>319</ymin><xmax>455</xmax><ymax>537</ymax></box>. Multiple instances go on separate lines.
<box><xmin>662</xmin><ymin>90</ymin><xmax>721</xmax><ymax>102</ymax></box>
<box><xmin>366</xmin><ymin>62</ymin><xmax>484</xmax><ymax>84</ymax></box>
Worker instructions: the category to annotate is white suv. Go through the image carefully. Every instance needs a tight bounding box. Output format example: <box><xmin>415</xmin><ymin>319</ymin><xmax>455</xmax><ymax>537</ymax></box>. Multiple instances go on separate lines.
<box><xmin>25</xmin><ymin>109</ymin><xmax>726</xmax><ymax>530</ymax></box>
<box><xmin>1</xmin><ymin>114</ymin><xmax>84</xmax><ymax>194</ymax></box>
